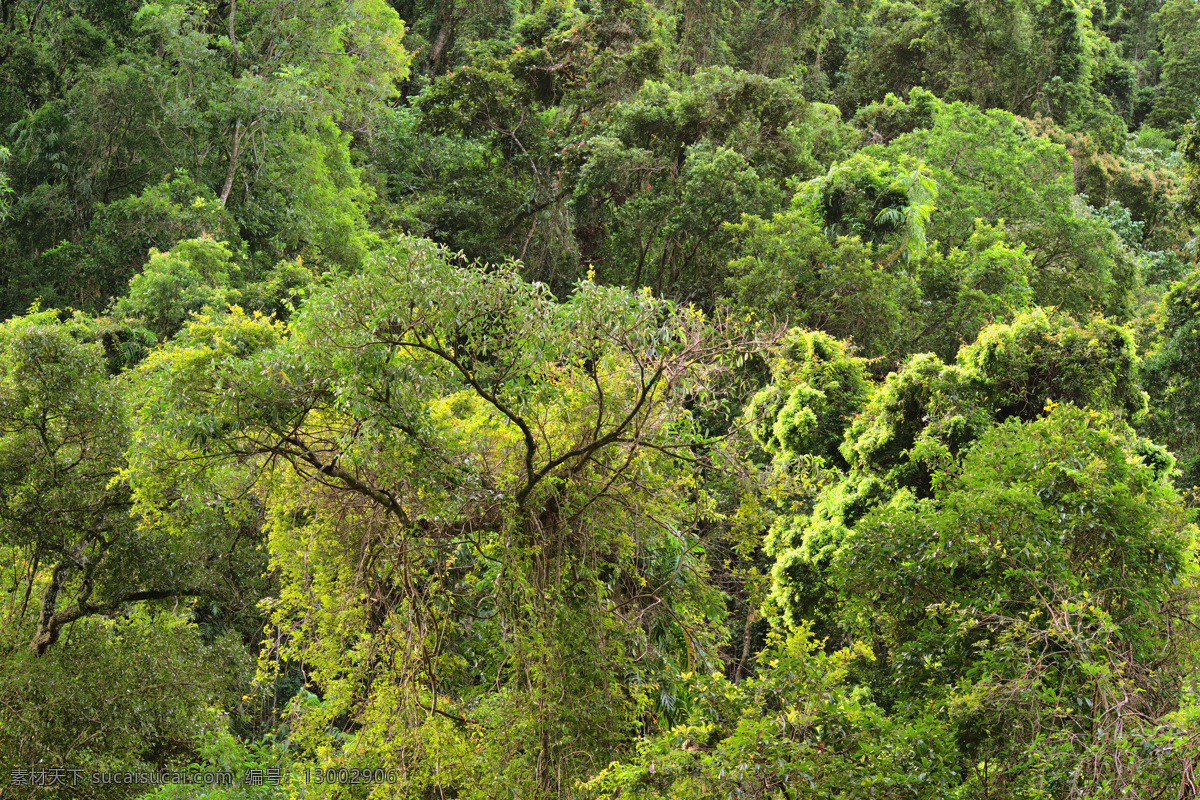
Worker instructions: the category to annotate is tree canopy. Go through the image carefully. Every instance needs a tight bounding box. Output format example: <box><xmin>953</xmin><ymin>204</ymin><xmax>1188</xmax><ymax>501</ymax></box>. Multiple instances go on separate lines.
<box><xmin>2</xmin><ymin>0</ymin><xmax>1199</xmax><ymax>797</ymax></box>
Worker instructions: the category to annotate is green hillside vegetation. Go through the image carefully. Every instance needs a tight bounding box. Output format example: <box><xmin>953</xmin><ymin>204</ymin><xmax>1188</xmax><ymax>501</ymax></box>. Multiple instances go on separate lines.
<box><xmin>1</xmin><ymin>0</ymin><xmax>1199</xmax><ymax>797</ymax></box>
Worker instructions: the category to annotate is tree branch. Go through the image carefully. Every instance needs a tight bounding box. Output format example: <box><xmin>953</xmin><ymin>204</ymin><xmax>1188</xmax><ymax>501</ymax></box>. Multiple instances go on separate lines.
<box><xmin>33</xmin><ymin>588</ymin><xmax>206</xmax><ymax>655</ymax></box>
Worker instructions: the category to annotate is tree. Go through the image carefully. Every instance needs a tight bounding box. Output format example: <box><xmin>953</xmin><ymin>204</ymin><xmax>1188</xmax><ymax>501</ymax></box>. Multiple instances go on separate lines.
<box><xmin>380</xmin><ymin>0</ymin><xmax>672</xmax><ymax>290</ymax></box>
<box><xmin>835</xmin><ymin>405</ymin><xmax>1197</xmax><ymax>797</ymax></box>
<box><xmin>0</xmin><ymin>310</ymin><xmax>263</xmax><ymax>653</ymax></box>
<box><xmin>745</xmin><ymin>330</ymin><xmax>873</xmax><ymax>472</ymax></box>
<box><xmin>0</xmin><ymin>0</ymin><xmax>410</xmax><ymax>316</ymax></box>
<box><xmin>132</xmin><ymin>0</ymin><xmax>409</xmax><ymax>262</ymax></box>
<box><xmin>110</xmin><ymin>234</ymin><xmax>314</xmax><ymax>342</ymax></box>
<box><xmin>868</xmin><ymin>94</ymin><xmax>1134</xmax><ymax>317</ymax></box>
<box><xmin>0</xmin><ymin>145</ymin><xmax>11</xmax><ymax>222</ymax></box>
<box><xmin>1182</xmin><ymin>115</ymin><xmax>1200</xmax><ymax>220</ymax></box>
<box><xmin>0</xmin><ymin>611</ymin><xmax>251</xmax><ymax>800</ymax></box>
<box><xmin>568</xmin><ymin>68</ymin><xmax>851</xmax><ymax>299</ymax></box>
<box><xmin>728</xmin><ymin>153</ymin><xmax>1033</xmax><ymax>363</ymax></box>
<box><xmin>1141</xmin><ymin>266</ymin><xmax>1200</xmax><ymax>488</ymax></box>
<box><xmin>110</xmin><ymin>237</ymin><xmax>240</xmax><ymax>341</ymax></box>
<box><xmin>727</xmin><ymin>205</ymin><xmax>918</xmax><ymax>360</ymax></box>
<box><xmin>581</xmin><ymin>391</ymin><xmax>1197</xmax><ymax>800</ymax></box>
<box><xmin>909</xmin><ymin>220</ymin><xmax>1035</xmax><ymax>360</ymax></box>
<box><xmin>127</xmin><ymin>236</ymin><xmax>749</xmax><ymax>797</ymax></box>
<box><xmin>583</xmin><ymin>626</ymin><xmax>959</xmax><ymax>799</ymax></box>
<box><xmin>752</xmin><ymin>309</ymin><xmax>1147</xmax><ymax>631</ymax></box>
<box><xmin>0</xmin><ymin>311</ymin><xmax>145</xmax><ymax>654</ymax></box>
<box><xmin>836</xmin><ymin>0</ymin><xmax>1126</xmax><ymax>146</ymax></box>
<box><xmin>0</xmin><ymin>310</ymin><xmax>265</xmax><ymax>799</ymax></box>
<box><xmin>1147</xmin><ymin>0</ymin><xmax>1200</xmax><ymax>137</ymax></box>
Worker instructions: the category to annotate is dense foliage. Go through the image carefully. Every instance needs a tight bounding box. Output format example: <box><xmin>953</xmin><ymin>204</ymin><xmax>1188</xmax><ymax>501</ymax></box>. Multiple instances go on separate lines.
<box><xmin>2</xmin><ymin>0</ymin><xmax>1199</xmax><ymax>798</ymax></box>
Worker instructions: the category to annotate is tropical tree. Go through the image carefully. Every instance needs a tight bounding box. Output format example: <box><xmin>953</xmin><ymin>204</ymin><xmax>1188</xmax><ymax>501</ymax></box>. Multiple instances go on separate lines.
<box><xmin>1142</xmin><ymin>266</ymin><xmax>1200</xmax><ymax>487</ymax></box>
<box><xmin>750</xmin><ymin>309</ymin><xmax>1148</xmax><ymax>631</ymax></box>
<box><xmin>865</xmin><ymin>94</ymin><xmax>1133</xmax><ymax>317</ymax></box>
<box><xmin>569</xmin><ymin>68</ymin><xmax>850</xmax><ymax>299</ymax></box>
<box><xmin>1147</xmin><ymin>0</ymin><xmax>1200</xmax><ymax>137</ymax></box>
<box><xmin>0</xmin><ymin>310</ymin><xmax>262</xmax><ymax>799</ymax></box>
<box><xmin>127</xmin><ymin>236</ymin><xmax>749</xmax><ymax>797</ymax></box>
<box><xmin>0</xmin><ymin>310</ymin><xmax>239</xmax><ymax>655</ymax></box>
<box><xmin>836</xmin><ymin>404</ymin><xmax>1197</xmax><ymax>796</ymax></box>
<box><xmin>0</xmin><ymin>0</ymin><xmax>409</xmax><ymax>316</ymax></box>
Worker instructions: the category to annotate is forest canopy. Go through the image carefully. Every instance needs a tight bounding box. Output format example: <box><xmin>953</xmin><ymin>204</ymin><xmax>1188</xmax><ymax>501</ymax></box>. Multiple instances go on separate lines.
<box><xmin>1</xmin><ymin>0</ymin><xmax>1199</xmax><ymax>798</ymax></box>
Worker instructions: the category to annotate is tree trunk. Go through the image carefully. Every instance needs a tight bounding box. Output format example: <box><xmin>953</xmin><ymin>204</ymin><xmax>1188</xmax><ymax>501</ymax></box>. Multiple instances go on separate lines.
<box><xmin>427</xmin><ymin>0</ymin><xmax>456</xmax><ymax>72</ymax></box>
<box><xmin>219</xmin><ymin>119</ymin><xmax>241</xmax><ymax>207</ymax></box>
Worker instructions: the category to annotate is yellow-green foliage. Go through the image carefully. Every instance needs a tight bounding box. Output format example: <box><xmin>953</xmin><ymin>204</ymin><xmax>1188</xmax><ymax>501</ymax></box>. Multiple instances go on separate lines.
<box><xmin>126</xmin><ymin>237</ymin><xmax>740</xmax><ymax>798</ymax></box>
